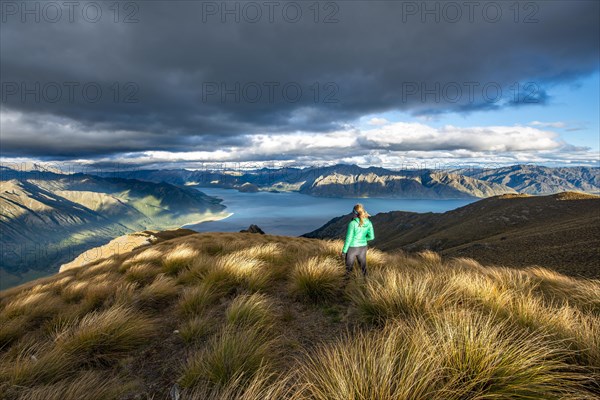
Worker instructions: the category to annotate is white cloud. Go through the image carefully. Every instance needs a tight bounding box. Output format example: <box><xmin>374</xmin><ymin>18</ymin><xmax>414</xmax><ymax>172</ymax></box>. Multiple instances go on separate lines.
<box><xmin>368</xmin><ymin>117</ymin><xmax>390</xmax><ymax>126</ymax></box>
<box><xmin>529</xmin><ymin>121</ymin><xmax>567</xmax><ymax>129</ymax></box>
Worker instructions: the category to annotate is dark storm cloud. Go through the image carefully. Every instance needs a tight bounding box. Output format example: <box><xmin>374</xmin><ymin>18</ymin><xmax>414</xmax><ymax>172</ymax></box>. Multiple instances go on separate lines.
<box><xmin>0</xmin><ymin>0</ymin><xmax>598</xmax><ymax>158</ymax></box>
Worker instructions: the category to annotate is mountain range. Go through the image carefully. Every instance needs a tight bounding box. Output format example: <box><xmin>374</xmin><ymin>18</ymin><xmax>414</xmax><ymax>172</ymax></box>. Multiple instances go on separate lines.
<box><xmin>95</xmin><ymin>164</ymin><xmax>600</xmax><ymax>198</ymax></box>
<box><xmin>0</xmin><ymin>168</ymin><xmax>226</xmax><ymax>289</ymax></box>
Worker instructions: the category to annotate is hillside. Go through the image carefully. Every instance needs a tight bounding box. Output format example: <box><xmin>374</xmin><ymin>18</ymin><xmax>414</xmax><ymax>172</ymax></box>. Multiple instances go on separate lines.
<box><xmin>463</xmin><ymin>164</ymin><xmax>600</xmax><ymax>194</ymax></box>
<box><xmin>0</xmin><ymin>170</ymin><xmax>227</xmax><ymax>289</ymax></box>
<box><xmin>0</xmin><ymin>232</ymin><xmax>599</xmax><ymax>399</ymax></box>
<box><xmin>94</xmin><ymin>163</ymin><xmax>600</xmax><ymax>198</ymax></box>
<box><xmin>303</xmin><ymin>192</ymin><xmax>600</xmax><ymax>278</ymax></box>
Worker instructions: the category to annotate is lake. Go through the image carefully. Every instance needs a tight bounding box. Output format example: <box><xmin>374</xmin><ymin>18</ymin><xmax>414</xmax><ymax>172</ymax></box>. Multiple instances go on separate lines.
<box><xmin>185</xmin><ymin>188</ymin><xmax>476</xmax><ymax>236</ymax></box>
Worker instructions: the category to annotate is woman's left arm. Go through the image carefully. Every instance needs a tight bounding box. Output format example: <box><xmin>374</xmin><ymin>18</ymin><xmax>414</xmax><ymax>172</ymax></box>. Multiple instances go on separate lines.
<box><xmin>341</xmin><ymin>221</ymin><xmax>355</xmax><ymax>255</ymax></box>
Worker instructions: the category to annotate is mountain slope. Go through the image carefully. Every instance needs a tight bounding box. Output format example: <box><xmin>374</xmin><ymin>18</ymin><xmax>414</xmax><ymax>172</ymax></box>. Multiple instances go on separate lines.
<box><xmin>0</xmin><ymin>171</ymin><xmax>227</xmax><ymax>289</ymax></box>
<box><xmin>0</xmin><ymin>232</ymin><xmax>597</xmax><ymax>399</ymax></box>
<box><xmin>463</xmin><ymin>165</ymin><xmax>600</xmax><ymax>194</ymax></box>
<box><xmin>303</xmin><ymin>192</ymin><xmax>600</xmax><ymax>278</ymax></box>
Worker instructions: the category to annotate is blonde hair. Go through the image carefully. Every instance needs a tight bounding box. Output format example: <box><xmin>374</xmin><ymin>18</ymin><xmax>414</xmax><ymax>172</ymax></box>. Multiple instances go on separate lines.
<box><xmin>353</xmin><ymin>203</ymin><xmax>370</xmax><ymax>227</ymax></box>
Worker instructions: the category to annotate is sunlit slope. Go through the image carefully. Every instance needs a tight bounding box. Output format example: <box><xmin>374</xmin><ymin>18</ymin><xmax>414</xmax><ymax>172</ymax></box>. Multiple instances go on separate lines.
<box><xmin>0</xmin><ymin>231</ymin><xmax>598</xmax><ymax>399</ymax></box>
<box><xmin>304</xmin><ymin>192</ymin><xmax>600</xmax><ymax>278</ymax></box>
<box><xmin>0</xmin><ymin>170</ymin><xmax>226</xmax><ymax>288</ymax></box>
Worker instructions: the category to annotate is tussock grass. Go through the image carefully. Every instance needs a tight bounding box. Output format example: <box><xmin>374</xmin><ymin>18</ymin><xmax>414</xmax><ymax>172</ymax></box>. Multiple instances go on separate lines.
<box><xmin>1</xmin><ymin>232</ymin><xmax>598</xmax><ymax>399</ymax></box>
<box><xmin>60</xmin><ymin>281</ymin><xmax>88</xmax><ymax>303</ymax></box>
<box><xmin>0</xmin><ymin>315</ymin><xmax>32</xmax><ymax>349</ymax></box>
<box><xmin>0</xmin><ymin>341</ymin><xmax>74</xmax><ymax>388</ymax></box>
<box><xmin>0</xmin><ymin>292</ymin><xmax>65</xmax><ymax>349</ymax></box>
<box><xmin>348</xmin><ymin>268</ymin><xmax>451</xmax><ymax>324</ymax></box>
<box><xmin>289</xmin><ymin>256</ymin><xmax>343</xmax><ymax>302</ymax></box>
<box><xmin>294</xmin><ymin>310</ymin><xmax>590</xmax><ymax>400</ymax></box>
<box><xmin>137</xmin><ymin>275</ymin><xmax>179</xmax><ymax>308</ymax></box>
<box><xmin>3</xmin><ymin>291</ymin><xmax>64</xmax><ymax>320</ymax></box>
<box><xmin>13</xmin><ymin>370</ymin><xmax>140</xmax><ymax>400</ymax></box>
<box><xmin>315</xmin><ymin>239</ymin><xmax>345</xmax><ymax>259</ymax></box>
<box><xmin>178</xmin><ymin>283</ymin><xmax>223</xmax><ymax>316</ymax></box>
<box><xmin>77</xmin><ymin>258</ymin><xmax>121</xmax><ymax>279</ymax></box>
<box><xmin>79</xmin><ymin>282</ymin><xmax>114</xmax><ymax>312</ymax></box>
<box><xmin>415</xmin><ymin>249</ymin><xmax>443</xmax><ymax>268</ymax></box>
<box><xmin>365</xmin><ymin>247</ymin><xmax>388</xmax><ymax>270</ymax></box>
<box><xmin>119</xmin><ymin>248</ymin><xmax>163</xmax><ymax>270</ymax></box>
<box><xmin>209</xmin><ymin>253</ymin><xmax>272</xmax><ymax>291</ymax></box>
<box><xmin>179</xmin><ymin>324</ymin><xmax>279</xmax><ymax>389</ymax></box>
<box><xmin>225</xmin><ymin>293</ymin><xmax>274</xmax><ymax>329</ymax></box>
<box><xmin>179</xmin><ymin>315</ymin><xmax>212</xmax><ymax>345</ymax></box>
<box><xmin>123</xmin><ymin>262</ymin><xmax>159</xmax><ymax>285</ymax></box>
<box><xmin>526</xmin><ymin>266</ymin><xmax>600</xmax><ymax>313</ymax></box>
<box><xmin>177</xmin><ymin>254</ymin><xmax>217</xmax><ymax>285</ymax></box>
<box><xmin>200</xmin><ymin>242</ymin><xmax>224</xmax><ymax>256</ymax></box>
<box><xmin>162</xmin><ymin>245</ymin><xmax>201</xmax><ymax>276</ymax></box>
<box><xmin>180</xmin><ymin>367</ymin><xmax>291</xmax><ymax>400</ymax></box>
<box><xmin>237</xmin><ymin>243</ymin><xmax>284</xmax><ymax>263</ymax></box>
<box><xmin>52</xmin><ymin>304</ymin><xmax>156</xmax><ymax>367</ymax></box>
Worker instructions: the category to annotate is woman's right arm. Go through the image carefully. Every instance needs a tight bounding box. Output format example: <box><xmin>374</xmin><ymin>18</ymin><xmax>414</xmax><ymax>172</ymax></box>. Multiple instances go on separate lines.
<box><xmin>366</xmin><ymin>223</ymin><xmax>375</xmax><ymax>241</ymax></box>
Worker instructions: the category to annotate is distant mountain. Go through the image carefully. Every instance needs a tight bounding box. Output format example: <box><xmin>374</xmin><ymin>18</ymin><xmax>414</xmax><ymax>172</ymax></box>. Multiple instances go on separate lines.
<box><xmin>95</xmin><ymin>164</ymin><xmax>520</xmax><ymax>199</ymax></box>
<box><xmin>302</xmin><ymin>192</ymin><xmax>600</xmax><ymax>278</ymax></box>
<box><xmin>459</xmin><ymin>165</ymin><xmax>600</xmax><ymax>194</ymax></box>
<box><xmin>0</xmin><ymin>169</ymin><xmax>226</xmax><ymax>289</ymax></box>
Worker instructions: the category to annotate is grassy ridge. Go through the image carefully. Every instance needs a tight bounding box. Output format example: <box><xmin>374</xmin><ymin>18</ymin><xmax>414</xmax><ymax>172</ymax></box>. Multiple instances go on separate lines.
<box><xmin>0</xmin><ymin>232</ymin><xmax>598</xmax><ymax>399</ymax></box>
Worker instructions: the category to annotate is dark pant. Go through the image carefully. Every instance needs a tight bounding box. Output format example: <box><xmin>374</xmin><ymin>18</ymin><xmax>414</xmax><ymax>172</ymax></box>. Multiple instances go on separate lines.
<box><xmin>345</xmin><ymin>246</ymin><xmax>367</xmax><ymax>276</ymax></box>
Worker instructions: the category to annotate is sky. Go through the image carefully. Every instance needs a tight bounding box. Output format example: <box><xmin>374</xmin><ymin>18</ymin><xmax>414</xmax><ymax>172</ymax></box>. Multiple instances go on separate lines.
<box><xmin>1</xmin><ymin>0</ymin><xmax>599</xmax><ymax>171</ymax></box>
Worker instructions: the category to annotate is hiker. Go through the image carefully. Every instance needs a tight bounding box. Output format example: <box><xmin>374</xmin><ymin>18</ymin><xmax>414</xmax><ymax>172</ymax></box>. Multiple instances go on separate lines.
<box><xmin>340</xmin><ymin>203</ymin><xmax>375</xmax><ymax>277</ymax></box>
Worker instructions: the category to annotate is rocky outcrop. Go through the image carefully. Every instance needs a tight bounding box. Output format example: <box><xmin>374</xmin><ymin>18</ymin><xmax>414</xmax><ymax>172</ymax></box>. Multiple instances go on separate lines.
<box><xmin>240</xmin><ymin>224</ymin><xmax>265</xmax><ymax>234</ymax></box>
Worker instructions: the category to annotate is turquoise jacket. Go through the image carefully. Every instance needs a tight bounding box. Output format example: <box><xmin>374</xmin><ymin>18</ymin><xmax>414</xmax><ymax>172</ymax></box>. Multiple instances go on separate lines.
<box><xmin>342</xmin><ymin>217</ymin><xmax>375</xmax><ymax>253</ymax></box>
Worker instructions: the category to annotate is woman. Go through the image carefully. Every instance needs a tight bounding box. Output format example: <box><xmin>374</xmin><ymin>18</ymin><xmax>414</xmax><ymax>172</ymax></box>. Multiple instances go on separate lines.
<box><xmin>340</xmin><ymin>203</ymin><xmax>375</xmax><ymax>277</ymax></box>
